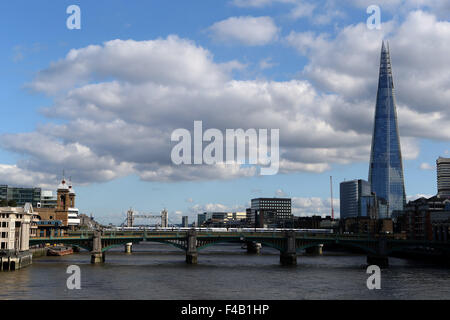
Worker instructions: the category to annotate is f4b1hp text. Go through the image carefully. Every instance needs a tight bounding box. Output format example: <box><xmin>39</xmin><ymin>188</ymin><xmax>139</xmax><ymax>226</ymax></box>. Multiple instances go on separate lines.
<box><xmin>226</xmin><ymin>304</ymin><xmax>269</xmax><ymax>315</ymax></box>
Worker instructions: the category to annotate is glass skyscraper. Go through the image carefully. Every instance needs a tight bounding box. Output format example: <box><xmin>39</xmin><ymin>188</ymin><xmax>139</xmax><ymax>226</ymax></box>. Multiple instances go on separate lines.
<box><xmin>369</xmin><ymin>41</ymin><xmax>406</xmax><ymax>216</ymax></box>
<box><xmin>340</xmin><ymin>179</ymin><xmax>371</xmax><ymax>219</ymax></box>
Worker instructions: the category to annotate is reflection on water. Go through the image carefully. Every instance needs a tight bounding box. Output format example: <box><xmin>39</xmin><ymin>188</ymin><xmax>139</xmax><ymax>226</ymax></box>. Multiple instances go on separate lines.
<box><xmin>0</xmin><ymin>242</ymin><xmax>449</xmax><ymax>300</ymax></box>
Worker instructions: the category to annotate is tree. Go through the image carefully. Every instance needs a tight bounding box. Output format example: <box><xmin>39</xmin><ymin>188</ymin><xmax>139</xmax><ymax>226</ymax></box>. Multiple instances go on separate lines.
<box><xmin>7</xmin><ymin>200</ymin><xmax>17</xmax><ymax>207</ymax></box>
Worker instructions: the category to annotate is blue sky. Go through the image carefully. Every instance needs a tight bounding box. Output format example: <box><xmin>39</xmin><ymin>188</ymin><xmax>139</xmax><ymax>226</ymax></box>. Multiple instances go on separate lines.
<box><xmin>1</xmin><ymin>1</ymin><xmax>449</xmax><ymax>224</ymax></box>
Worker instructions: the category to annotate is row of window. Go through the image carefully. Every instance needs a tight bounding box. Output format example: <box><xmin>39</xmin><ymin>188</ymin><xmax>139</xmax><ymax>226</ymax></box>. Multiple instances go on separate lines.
<box><xmin>254</xmin><ymin>201</ymin><xmax>290</xmax><ymax>203</ymax></box>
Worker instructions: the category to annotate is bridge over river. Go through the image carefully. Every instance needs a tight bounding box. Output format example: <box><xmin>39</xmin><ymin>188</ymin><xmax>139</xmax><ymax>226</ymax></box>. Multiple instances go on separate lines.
<box><xmin>29</xmin><ymin>230</ymin><xmax>450</xmax><ymax>267</ymax></box>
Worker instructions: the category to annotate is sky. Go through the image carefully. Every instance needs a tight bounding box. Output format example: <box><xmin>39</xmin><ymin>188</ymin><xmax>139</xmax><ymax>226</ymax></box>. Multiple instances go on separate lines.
<box><xmin>1</xmin><ymin>0</ymin><xmax>449</xmax><ymax>225</ymax></box>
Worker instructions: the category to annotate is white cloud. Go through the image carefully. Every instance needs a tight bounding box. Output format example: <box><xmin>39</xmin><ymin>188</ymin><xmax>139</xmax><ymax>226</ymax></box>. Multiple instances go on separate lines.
<box><xmin>0</xmin><ymin>164</ymin><xmax>57</xmax><ymax>189</ymax></box>
<box><xmin>275</xmin><ymin>189</ymin><xmax>288</xmax><ymax>197</ymax></box>
<box><xmin>190</xmin><ymin>203</ymin><xmax>231</xmax><ymax>213</ymax></box>
<box><xmin>208</xmin><ymin>16</ymin><xmax>279</xmax><ymax>46</ymax></box>
<box><xmin>420</xmin><ymin>162</ymin><xmax>435</xmax><ymax>170</ymax></box>
<box><xmin>231</xmin><ymin>0</ymin><xmax>296</xmax><ymax>8</ymax></box>
<box><xmin>2</xmin><ymin>11</ymin><xmax>449</xmax><ymax>188</ymax></box>
<box><xmin>28</xmin><ymin>36</ymin><xmax>235</xmax><ymax>95</ymax></box>
<box><xmin>292</xmin><ymin>197</ymin><xmax>340</xmax><ymax>217</ymax></box>
<box><xmin>0</xmin><ymin>132</ymin><xmax>134</xmax><ymax>185</ymax></box>
<box><xmin>348</xmin><ymin>0</ymin><xmax>450</xmax><ymax>18</ymax></box>
<box><xmin>289</xmin><ymin>2</ymin><xmax>316</xmax><ymax>19</ymax></box>
<box><xmin>286</xmin><ymin>11</ymin><xmax>450</xmax><ymax>141</ymax></box>
<box><xmin>406</xmin><ymin>193</ymin><xmax>434</xmax><ymax>201</ymax></box>
<box><xmin>259</xmin><ymin>57</ymin><xmax>277</xmax><ymax>70</ymax></box>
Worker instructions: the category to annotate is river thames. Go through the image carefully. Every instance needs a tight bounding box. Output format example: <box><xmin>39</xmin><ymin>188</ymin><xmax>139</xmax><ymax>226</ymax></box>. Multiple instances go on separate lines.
<box><xmin>1</xmin><ymin>242</ymin><xmax>449</xmax><ymax>300</ymax></box>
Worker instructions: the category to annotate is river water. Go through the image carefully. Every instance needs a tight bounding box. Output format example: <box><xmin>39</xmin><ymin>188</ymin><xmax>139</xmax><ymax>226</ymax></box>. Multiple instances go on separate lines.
<box><xmin>1</xmin><ymin>242</ymin><xmax>449</xmax><ymax>300</ymax></box>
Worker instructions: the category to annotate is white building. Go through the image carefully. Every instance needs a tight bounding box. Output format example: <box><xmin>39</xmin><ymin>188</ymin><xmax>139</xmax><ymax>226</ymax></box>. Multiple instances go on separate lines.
<box><xmin>68</xmin><ymin>207</ymin><xmax>81</xmax><ymax>226</ymax></box>
<box><xmin>38</xmin><ymin>190</ymin><xmax>58</xmax><ymax>208</ymax></box>
<box><xmin>0</xmin><ymin>203</ymin><xmax>36</xmax><ymax>252</ymax></box>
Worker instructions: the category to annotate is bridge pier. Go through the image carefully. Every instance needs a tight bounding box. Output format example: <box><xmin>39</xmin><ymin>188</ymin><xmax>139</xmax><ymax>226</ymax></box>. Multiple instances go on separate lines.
<box><xmin>186</xmin><ymin>230</ymin><xmax>198</xmax><ymax>264</ymax></box>
<box><xmin>125</xmin><ymin>243</ymin><xmax>133</xmax><ymax>254</ymax></box>
<box><xmin>280</xmin><ymin>252</ymin><xmax>297</xmax><ymax>265</ymax></box>
<box><xmin>90</xmin><ymin>230</ymin><xmax>105</xmax><ymax>264</ymax></box>
<box><xmin>246</xmin><ymin>241</ymin><xmax>261</xmax><ymax>254</ymax></box>
<box><xmin>367</xmin><ymin>238</ymin><xmax>388</xmax><ymax>268</ymax></box>
<box><xmin>305</xmin><ymin>244</ymin><xmax>323</xmax><ymax>255</ymax></box>
<box><xmin>91</xmin><ymin>252</ymin><xmax>105</xmax><ymax>264</ymax></box>
<box><xmin>367</xmin><ymin>254</ymin><xmax>388</xmax><ymax>268</ymax></box>
<box><xmin>280</xmin><ymin>231</ymin><xmax>297</xmax><ymax>266</ymax></box>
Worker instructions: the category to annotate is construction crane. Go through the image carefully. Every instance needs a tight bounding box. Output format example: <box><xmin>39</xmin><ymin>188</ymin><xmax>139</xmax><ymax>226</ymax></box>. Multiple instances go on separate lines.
<box><xmin>121</xmin><ymin>208</ymin><xmax>169</xmax><ymax>228</ymax></box>
<box><xmin>330</xmin><ymin>176</ymin><xmax>334</xmax><ymax>220</ymax></box>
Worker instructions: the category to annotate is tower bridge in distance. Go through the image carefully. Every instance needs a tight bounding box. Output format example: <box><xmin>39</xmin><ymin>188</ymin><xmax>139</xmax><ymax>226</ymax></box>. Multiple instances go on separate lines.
<box><xmin>122</xmin><ymin>208</ymin><xmax>169</xmax><ymax>228</ymax></box>
<box><xmin>28</xmin><ymin>229</ymin><xmax>450</xmax><ymax>267</ymax></box>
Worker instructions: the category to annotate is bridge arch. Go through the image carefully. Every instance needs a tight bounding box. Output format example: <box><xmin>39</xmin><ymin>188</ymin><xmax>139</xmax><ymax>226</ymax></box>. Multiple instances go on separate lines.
<box><xmin>197</xmin><ymin>239</ymin><xmax>241</xmax><ymax>251</ymax></box>
<box><xmin>145</xmin><ymin>239</ymin><xmax>186</xmax><ymax>251</ymax></box>
<box><xmin>101</xmin><ymin>239</ymin><xmax>142</xmax><ymax>252</ymax></box>
<box><xmin>196</xmin><ymin>238</ymin><xmax>285</xmax><ymax>252</ymax></box>
<box><xmin>33</xmin><ymin>240</ymin><xmax>93</xmax><ymax>252</ymax></box>
<box><xmin>297</xmin><ymin>240</ymin><xmax>377</xmax><ymax>255</ymax></box>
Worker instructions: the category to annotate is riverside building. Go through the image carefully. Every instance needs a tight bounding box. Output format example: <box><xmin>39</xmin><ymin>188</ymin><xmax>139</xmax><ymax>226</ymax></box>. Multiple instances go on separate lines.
<box><xmin>0</xmin><ymin>203</ymin><xmax>36</xmax><ymax>271</ymax></box>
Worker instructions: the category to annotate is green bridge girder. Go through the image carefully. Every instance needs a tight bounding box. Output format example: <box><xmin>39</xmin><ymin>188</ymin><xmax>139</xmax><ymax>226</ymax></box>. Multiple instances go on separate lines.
<box><xmin>29</xmin><ymin>231</ymin><xmax>450</xmax><ymax>255</ymax></box>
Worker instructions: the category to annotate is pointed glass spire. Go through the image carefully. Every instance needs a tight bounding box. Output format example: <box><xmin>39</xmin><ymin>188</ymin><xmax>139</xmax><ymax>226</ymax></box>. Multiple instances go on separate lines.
<box><xmin>368</xmin><ymin>41</ymin><xmax>406</xmax><ymax>217</ymax></box>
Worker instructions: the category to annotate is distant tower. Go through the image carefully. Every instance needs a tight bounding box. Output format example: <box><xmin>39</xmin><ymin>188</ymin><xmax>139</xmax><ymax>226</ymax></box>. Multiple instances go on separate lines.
<box><xmin>368</xmin><ymin>41</ymin><xmax>406</xmax><ymax>216</ymax></box>
<box><xmin>437</xmin><ymin>157</ymin><xmax>450</xmax><ymax>198</ymax></box>
<box><xmin>68</xmin><ymin>177</ymin><xmax>76</xmax><ymax>208</ymax></box>
<box><xmin>330</xmin><ymin>176</ymin><xmax>334</xmax><ymax>219</ymax></box>
<box><xmin>57</xmin><ymin>178</ymin><xmax>70</xmax><ymax>211</ymax></box>
<box><xmin>161</xmin><ymin>209</ymin><xmax>168</xmax><ymax>228</ymax></box>
<box><xmin>55</xmin><ymin>177</ymin><xmax>70</xmax><ymax>226</ymax></box>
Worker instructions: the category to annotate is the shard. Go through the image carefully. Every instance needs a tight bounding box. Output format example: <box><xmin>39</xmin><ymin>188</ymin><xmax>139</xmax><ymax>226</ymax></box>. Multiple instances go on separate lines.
<box><xmin>368</xmin><ymin>41</ymin><xmax>406</xmax><ymax>217</ymax></box>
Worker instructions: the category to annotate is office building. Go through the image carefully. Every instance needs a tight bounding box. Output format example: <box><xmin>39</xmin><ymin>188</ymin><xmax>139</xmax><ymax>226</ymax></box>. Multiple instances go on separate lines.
<box><xmin>368</xmin><ymin>41</ymin><xmax>406</xmax><ymax>216</ymax></box>
<box><xmin>251</xmin><ymin>198</ymin><xmax>292</xmax><ymax>227</ymax></box>
<box><xmin>0</xmin><ymin>185</ymin><xmax>6</xmax><ymax>203</ymax></box>
<box><xmin>437</xmin><ymin>157</ymin><xmax>450</xmax><ymax>198</ymax></box>
<box><xmin>399</xmin><ymin>196</ymin><xmax>450</xmax><ymax>240</ymax></box>
<box><xmin>0</xmin><ymin>185</ymin><xmax>42</xmax><ymax>207</ymax></box>
<box><xmin>341</xmin><ymin>217</ymin><xmax>393</xmax><ymax>235</ymax></box>
<box><xmin>198</xmin><ymin>213</ymin><xmax>207</xmax><ymax>226</ymax></box>
<box><xmin>232</xmin><ymin>212</ymin><xmax>247</xmax><ymax>221</ymax></box>
<box><xmin>340</xmin><ymin>179</ymin><xmax>371</xmax><ymax>219</ymax></box>
<box><xmin>38</xmin><ymin>190</ymin><xmax>57</xmax><ymax>208</ymax></box>
<box><xmin>182</xmin><ymin>216</ymin><xmax>188</xmax><ymax>227</ymax></box>
<box><xmin>0</xmin><ymin>203</ymin><xmax>38</xmax><ymax>271</ymax></box>
<box><xmin>197</xmin><ymin>211</ymin><xmax>248</xmax><ymax>227</ymax></box>
<box><xmin>0</xmin><ymin>203</ymin><xmax>36</xmax><ymax>251</ymax></box>
<box><xmin>251</xmin><ymin>198</ymin><xmax>292</xmax><ymax>219</ymax></box>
